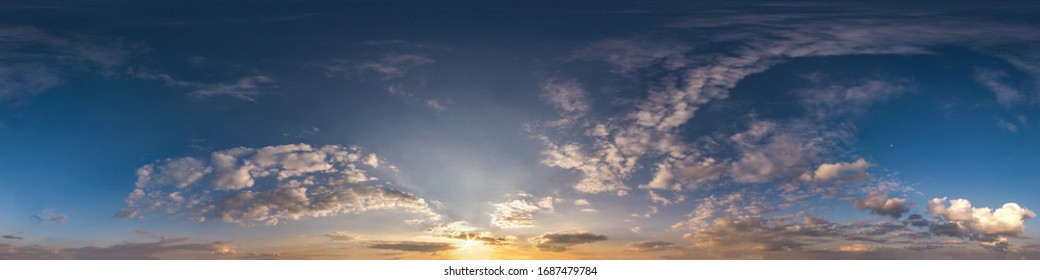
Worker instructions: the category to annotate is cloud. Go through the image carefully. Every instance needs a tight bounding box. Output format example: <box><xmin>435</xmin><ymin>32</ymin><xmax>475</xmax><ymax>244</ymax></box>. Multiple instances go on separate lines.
<box><xmin>625</xmin><ymin>241</ymin><xmax>679</xmax><ymax>252</ymax></box>
<box><xmin>728</xmin><ymin>121</ymin><xmax>826</xmax><ymax>184</ymax></box>
<box><xmin>135</xmin><ymin>157</ymin><xmax>212</xmax><ymax>189</ymax></box>
<box><xmin>0</xmin><ymin>243</ymin><xmax>61</xmax><ymax>260</ymax></box>
<box><xmin>630</xmin><ymin>227</ymin><xmax>640</xmax><ymax>233</ymax></box>
<box><xmin>189</xmin><ymin>75</ymin><xmax>275</xmax><ymax>101</ymax></box>
<box><xmin>927</xmin><ymin>197</ymin><xmax>1036</xmax><ymax>236</ymax></box>
<box><xmin>851</xmin><ymin>192</ymin><xmax>909</xmax><ymax>219</ymax></box>
<box><xmin>425</xmin><ymin>221</ymin><xmax>516</xmax><ymax>247</ymax></box>
<box><xmin>528</xmin><ymin>231</ymin><xmax>607</xmax><ymax>252</ymax></box>
<box><xmin>996</xmin><ymin>119</ymin><xmax>1019</xmax><ymax>133</ymax></box>
<box><xmin>32</xmin><ymin>210</ymin><xmax>68</xmax><ymax>224</ymax></box>
<box><xmin>838</xmin><ymin>244</ymin><xmax>874</xmax><ymax>252</ymax></box>
<box><xmin>129</xmin><ymin>69</ymin><xmax>278</xmax><ymax>101</ymax></box>
<box><xmin>62</xmin><ymin>238</ymin><xmax>234</xmax><ymax>260</ymax></box>
<box><xmin>355</xmin><ymin>54</ymin><xmax>434</xmax><ymax>79</ymax></box>
<box><xmin>975</xmin><ymin>68</ymin><xmax>1025</xmax><ymax>107</ymax></box>
<box><xmin>541</xmin><ymin>78</ymin><xmax>590</xmax><ymax>117</ymax></box>
<box><xmin>0</xmin><ymin>25</ymin><xmax>135</xmax><ymax>102</ymax></box>
<box><xmin>119</xmin><ymin>143</ymin><xmax>441</xmax><ymax>225</ymax></box>
<box><xmin>573</xmin><ymin>199</ymin><xmax>590</xmax><ymax>206</ymax></box>
<box><xmin>796</xmin><ymin>80</ymin><xmax>905</xmax><ymax>118</ymax></box>
<box><xmin>810</xmin><ymin>158</ymin><xmax>870</xmax><ymax>183</ymax></box>
<box><xmin>489</xmin><ymin>195</ymin><xmax>554</xmax><ymax>228</ymax></box>
<box><xmin>324</xmin><ymin>231</ymin><xmax>358</xmax><ymax>242</ymax></box>
<box><xmin>368</xmin><ymin>241</ymin><xmax>455</xmax><ymax>253</ymax></box>
<box><xmin>2</xmin><ymin>235</ymin><xmax>22</xmax><ymax>240</ymax></box>
<box><xmin>572</xmin><ymin>39</ymin><xmax>692</xmax><ymax>73</ymax></box>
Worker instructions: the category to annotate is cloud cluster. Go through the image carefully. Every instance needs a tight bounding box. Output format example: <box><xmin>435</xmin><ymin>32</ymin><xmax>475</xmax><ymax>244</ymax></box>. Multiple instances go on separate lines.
<box><xmin>927</xmin><ymin>198</ymin><xmax>1036</xmax><ymax>236</ymax></box>
<box><xmin>425</xmin><ymin>221</ymin><xmax>517</xmax><ymax>247</ymax></box>
<box><xmin>119</xmin><ymin>143</ymin><xmax>441</xmax><ymax>225</ymax></box>
<box><xmin>528</xmin><ymin>231</ymin><xmax>607</xmax><ymax>252</ymax></box>
<box><xmin>489</xmin><ymin>194</ymin><xmax>556</xmax><ymax>228</ymax></box>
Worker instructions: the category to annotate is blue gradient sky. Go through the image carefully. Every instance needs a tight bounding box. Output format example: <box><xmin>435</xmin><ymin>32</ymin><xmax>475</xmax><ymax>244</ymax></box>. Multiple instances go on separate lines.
<box><xmin>1</xmin><ymin>0</ymin><xmax>1039</xmax><ymax>259</ymax></box>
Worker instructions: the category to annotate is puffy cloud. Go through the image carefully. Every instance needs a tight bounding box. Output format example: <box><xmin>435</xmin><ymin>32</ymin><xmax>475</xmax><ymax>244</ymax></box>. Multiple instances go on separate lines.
<box><xmin>325</xmin><ymin>231</ymin><xmax>358</xmax><ymax>242</ymax></box>
<box><xmin>728</xmin><ymin>121</ymin><xmax>826</xmax><ymax>184</ymax></box>
<box><xmin>135</xmin><ymin>157</ymin><xmax>212</xmax><ymax>189</ymax></box>
<box><xmin>368</xmin><ymin>241</ymin><xmax>455</xmax><ymax>253</ymax></box>
<box><xmin>625</xmin><ymin>241</ymin><xmax>679</xmax><ymax>252</ymax></box>
<box><xmin>538</xmin><ymin>136</ymin><xmax>636</xmax><ymax>194</ymax></box>
<box><xmin>119</xmin><ymin>144</ymin><xmax>440</xmax><ymax>225</ymax></box>
<box><xmin>528</xmin><ymin>231</ymin><xmax>607</xmax><ymax>252</ymax></box>
<box><xmin>927</xmin><ymin>197</ymin><xmax>1036</xmax><ymax>236</ymax></box>
<box><xmin>490</xmin><ymin>196</ymin><xmax>553</xmax><ymax>228</ymax></box>
<box><xmin>32</xmin><ymin>210</ymin><xmax>68</xmax><ymax>225</ymax></box>
<box><xmin>630</xmin><ymin>227</ymin><xmax>641</xmax><ymax>233</ymax></box>
<box><xmin>573</xmin><ymin>199</ymin><xmax>590</xmax><ymax>206</ymax></box>
<box><xmin>810</xmin><ymin>158</ymin><xmax>869</xmax><ymax>183</ymax></box>
<box><xmin>851</xmin><ymin>193</ymin><xmax>909</xmax><ymax>219</ymax></box>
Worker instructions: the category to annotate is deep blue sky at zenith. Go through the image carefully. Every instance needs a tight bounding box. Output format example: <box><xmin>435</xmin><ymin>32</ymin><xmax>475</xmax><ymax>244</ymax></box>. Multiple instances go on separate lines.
<box><xmin>1</xmin><ymin>0</ymin><xmax>1039</xmax><ymax>259</ymax></box>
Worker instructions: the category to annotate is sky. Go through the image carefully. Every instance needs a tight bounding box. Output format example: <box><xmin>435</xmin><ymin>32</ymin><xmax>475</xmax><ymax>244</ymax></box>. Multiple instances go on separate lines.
<box><xmin>1</xmin><ymin>0</ymin><xmax>1040</xmax><ymax>260</ymax></box>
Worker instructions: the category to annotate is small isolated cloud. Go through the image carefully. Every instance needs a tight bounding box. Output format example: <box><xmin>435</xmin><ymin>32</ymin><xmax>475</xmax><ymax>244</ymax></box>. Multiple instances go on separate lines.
<box><xmin>927</xmin><ymin>197</ymin><xmax>1036</xmax><ymax>236</ymax></box>
<box><xmin>809</xmin><ymin>158</ymin><xmax>870</xmax><ymax>183</ymax></box>
<box><xmin>573</xmin><ymin>199</ymin><xmax>590</xmax><ymax>206</ymax></box>
<box><xmin>630</xmin><ymin>227</ymin><xmax>641</xmax><ymax>233</ymax></box>
<box><xmin>528</xmin><ymin>231</ymin><xmax>607</xmax><ymax>252</ymax></box>
<box><xmin>368</xmin><ymin>241</ymin><xmax>455</xmax><ymax>253</ymax></box>
<box><xmin>2</xmin><ymin>235</ymin><xmax>23</xmax><ymax>240</ymax></box>
<box><xmin>851</xmin><ymin>192</ymin><xmax>910</xmax><ymax>219</ymax></box>
<box><xmin>32</xmin><ymin>210</ymin><xmax>68</xmax><ymax>225</ymax></box>
<box><xmin>625</xmin><ymin>241</ymin><xmax>678</xmax><ymax>252</ymax></box>
<box><xmin>997</xmin><ymin>119</ymin><xmax>1018</xmax><ymax>133</ymax></box>
<box><xmin>324</xmin><ymin>231</ymin><xmax>358</xmax><ymax>242</ymax></box>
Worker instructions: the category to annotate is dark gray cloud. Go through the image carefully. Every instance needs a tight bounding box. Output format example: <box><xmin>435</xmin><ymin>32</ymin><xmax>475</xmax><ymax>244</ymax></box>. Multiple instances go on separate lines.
<box><xmin>63</xmin><ymin>238</ymin><xmax>233</xmax><ymax>260</ymax></box>
<box><xmin>625</xmin><ymin>241</ymin><xmax>679</xmax><ymax>252</ymax></box>
<box><xmin>528</xmin><ymin>231</ymin><xmax>607</xmax><ymax>252</ymax></box>
<box><xmin>368</xmin><ymin>241</ymin><xmax>456</xmax><ymax>253</ymax></box>
<box><xmin>2</xmin><ymin>234</ymin><xmax>23</xmax><ymax>240</ymax></box>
